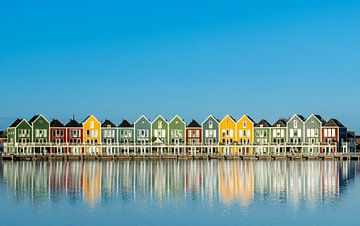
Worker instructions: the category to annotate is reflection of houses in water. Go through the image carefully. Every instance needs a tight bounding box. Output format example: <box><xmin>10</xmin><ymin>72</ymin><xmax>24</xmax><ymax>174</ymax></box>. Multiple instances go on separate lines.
<box><xmin>219</xmin><ymin>161</ymin><xmax>254</xmax><ymax>206</ymax></box>
<box><xmin>0</xmin><ymin>160</ymin><xmax>358</xmax><ymax>208</ymax></box>
<box><xmin>83</xmin><ymin>161</ymin><xmax>102</xmax><ymax>208</ymax></box>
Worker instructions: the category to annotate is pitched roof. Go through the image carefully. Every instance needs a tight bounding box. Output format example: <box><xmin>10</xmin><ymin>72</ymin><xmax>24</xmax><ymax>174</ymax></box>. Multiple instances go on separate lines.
<box><xmin>324</xmin><ymin>119</ymin><xmax>345</xmax><ymax>127</ymax></box>
<box><xmin>119</xmin><ymin>120</ymin><xmax>133</xmax><ymax>128</ymax></box>
<box><xmin>9</xmin><ymin>118</ymin><xmax>23</xmax><ymax>127</ymax></box>
<box><xmin>102</xmin><ymin>119</ymin><xmax>116</xmax><ymax>128</ymax></box>
<box><xmin>0</xmin><ymin>131</ymin><xmax>6</xmax><ymax>138</ymax></box>
<box><xmin>272</xmin><ymin>119</ymin><xmax>287</xmax><ymax>127</ymax></box>
<box><xmin>313</xmin><ymin>114</ymin><xmax>326</xmax><ymax>124</ymax></box>
<box><xmin>255</xmin><ymin>119</ymin><xmax>271</xmax><ymax>127</ymax></box>
<box><xmin>221</xmin><ymin>115</ymin><xmax>237</xmax><ymax>123</ymax></box>
<box><xmin>347</xmin><ymin>131</ymin><xmax>356</xmax><ymax>139</ymax></box>
<box><xmin>202</xmin><ymin>115</ymin><xmax>220</xmax><ymax>125</ymax></box>
<box><xmin>50</xmin><ymin>119</ymin><xmax>64</xmax><ymax>127</ymax></box>
<box><xmin>240</xmin><ymin>115</ymin><xmax>256</xmax><ymax>124</ymax></box>
<box><xmin>29</xmin><ymin>115</ymin><xmax>40</xmax><ymax>124</ymax></box>
<box><xmin>65</xmin><ymin>119</ymin><xmax>82</xmax><ymax>127</ymax></box>
<box><xmin>187</xmin><ymin>119</ymin><xmax>201</xmax><ymax>128</ymax></box>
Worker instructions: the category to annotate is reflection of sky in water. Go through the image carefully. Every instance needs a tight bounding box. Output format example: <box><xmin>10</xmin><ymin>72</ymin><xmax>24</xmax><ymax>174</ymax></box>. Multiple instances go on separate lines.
<box><xmin>0</xmin><ymin>160</ymin><xmax>358</xmax><ymax>226</ymax></box>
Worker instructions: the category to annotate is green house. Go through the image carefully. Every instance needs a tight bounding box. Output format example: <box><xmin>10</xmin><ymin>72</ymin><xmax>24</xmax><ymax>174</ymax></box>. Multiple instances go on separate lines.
<box><xmin>152</xmin><ymin>115</ymin><xmax>169</xmax><ymax>145</ymax></box>
<box><xmin>254</xmin><ymin>119</ymin><xmax>271</xmax><ymax>155</ymax></box>
<box><xmin>29</xmin><ymin>115</ymin><xmax>50</xmax><ymax>154</ymax></box>
<box><xmin>168</xmin><ymin>115</ymin><xmax>186</xmax><ymax>154</ymax></box>
<box><xmin>7</xmin><ymin>118</ymin><xmax>32</xmax><ymax>154</ymax></box>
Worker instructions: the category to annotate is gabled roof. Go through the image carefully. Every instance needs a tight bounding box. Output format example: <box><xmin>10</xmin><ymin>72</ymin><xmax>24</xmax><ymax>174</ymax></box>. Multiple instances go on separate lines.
<box><xmin>82</xmin><ymin>115</ymin><xmax>100</xmax><ymax>124</ymax></box>
<box><xmin>134</xmin><ymin>115</ymin><xmax>151</xmax><ymax>125</ymax></box>
<box><xmin>169</xmin><ymin>115</ymin><xmax>186</xmax><ymax>124</ymax></box>
<box><xmin>272</xmin><ymin>119</ymin><xmax>287</xmax><ymax>127</ymax></box>
<box><xmin>28</xmin><ymin>114</ymin><xmax>49</xmax><ymax>125</ymax></box>
<box><xmin>187</xmin><ymin>119</ymin><xmax>201</xmax><ymax>128</ymax></box>
<box><xmin>65</xmin><ymin>119</ymin><xmax>82</xmax><ymax>127</ymax></box>
<box><xmin>238</xmin><ymin>115</ymin><xmax>255</xmax><ymax>124</ymax></box>
<box><xmin>255</xmin><ymin>119</ymin><xmax>271</xmax><ymax>128</ymax></box>
<box><xmin>29</xmin><ymin>115</ymin><xmax>40</xmax><ymax>124</ymax></box>
<box><xmin>306</xmin><ymin>114</ymin><xmax>326</xmax><ymax>125</ymax></box>
<box><xmin>0</xmin><ymin>130</ymin><xmax>6</xmax><ymax>138</ymax></box>
<box><xmin>220</xmin><ymin>115</ymin><xmax>237</xmax><ymax>124</ymax></box>
<box><xmin>9</xmin><ymin>118</ymin><xmax>23</xmax><ymax>127</ymax></box>
<box><xmin>102</xmin><ymin>119</ymin><xmax>116</xmax><ymax>128</ymax></box>
<box><xmin>50</xmin><ymin>119</ymin><xmax>64</xmax><ymax>127</ymax></box>
<box><xmin>288</xmin><ymin>114</ymin><xmax>306</xmax><ymax>124</ymax></box>
<box><xmin>201</xmin><ymin>115</ymin><xmax>220</xmax><ymax>125</ymax></box>
<box><xmin>153</xmin><ymin>115</ymin><xmax>168</xmax><ymax>123</ymax></box>
<box><xmin>324</xmin><ymin>119</ymin><xmax>345</xmax><ymax>128</ymax></box>
<box><xmin>119</xmin><ymin>120</ymin><xmax>133</xmax><ymax>128</ymax></box>
<box><xmin>347</xmin><ymin>131</ymin><xmax>356</xmax><ymax>139</ymax></box>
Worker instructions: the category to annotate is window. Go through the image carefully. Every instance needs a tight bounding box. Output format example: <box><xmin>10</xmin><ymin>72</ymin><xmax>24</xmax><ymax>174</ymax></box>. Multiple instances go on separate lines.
<box><xmin>209</xmin><ymin>121</ymin><xmax>213</xmax><ymax>129</ymax></box>
<box><xmin>158</xmin><ymin>121</ymin><xmax>162</xmax><ymax>129</ymax></box>
<box><xmin>294</xmin><ymin>120</ymin><xmax>298</xmax><ymax>129</ymax></box>
<box><xmin>243</xmin><ymin>122</ymin><xmax>247</xmax><ymax>128</ymax></box>
<box><xmin>90</xmin><ymin>121</ymin><xmax>94</xmax><ymax>129</ymax></box>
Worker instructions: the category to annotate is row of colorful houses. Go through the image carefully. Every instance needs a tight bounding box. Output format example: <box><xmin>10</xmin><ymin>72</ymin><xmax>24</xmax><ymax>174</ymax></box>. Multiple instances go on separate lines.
<box><xmin>5</xmin><ymin>114</ymin><xmax>357</xmax><ymax>155</ymax></box>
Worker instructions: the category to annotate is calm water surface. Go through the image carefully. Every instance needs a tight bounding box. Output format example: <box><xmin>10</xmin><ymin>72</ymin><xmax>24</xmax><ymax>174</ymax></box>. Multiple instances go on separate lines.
<box><xmin>0</xmin><ymin>160</ymin><xmax>359</xmax><ymax>226</ymax></box>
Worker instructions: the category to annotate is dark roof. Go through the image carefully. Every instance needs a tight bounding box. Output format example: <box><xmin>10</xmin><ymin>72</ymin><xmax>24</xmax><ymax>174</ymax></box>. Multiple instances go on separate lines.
<box><xmin>347</xmin><ymin>131</ymin><xmax>356</xmax><ymax>138</ymax></box>
<box><xmin>29</xmin><ymin>115</ymin><xmax>40</xmax><ymax>124</ymax></box>
<box><xmin>272</xmin><ymin>119</ymin><xmax>287</xmax><ymax>127</ymax></box>
<box><xmin>50</xmin><ymin>119</ymin><xmax>64</xmax><ymax>127</ymax></box>
<box><xmin>9</xmin><ymin>118</ymin><xmax>23</xmax><ymax>127</ymax></box>
<box><xmin>324</xmin><ymin>119</ymin><xmax>345</xmax><ymax>127</ymax></box>
<box><xmin>0</xmin><ymin>131</ymin><xmax>6</xmax><ymax>138</ymax></box>
<box><xmin>102</xmin><ymin>119</ymin><xmax>116</xmax><ymax>128</ymax></box>
<box><xmin>255</xmin><ymin>119</ymin><xmax>271</xmax><ymax>128</ymax></box>
<box><xmin>187</xmin><ymin>120</ymin><xmax>201</xmax><ymax>128</ymax></box>
<box><xmin>313</xmin><ymin>114</ymin><xmax>326</xmax><ymax>124</ymax></box>
<box><xmin>119</xmin><ymin>120</ymin><xmax>133</xmax><ymax>128</ymax></box>
<box><xmin>65</xmin><ymin>119</ymin><xmax>82</xmax><ymax>127</ymax></box>
<box><xmin>242</xmin><ymin>115</ymin><xmax>256</xmax><ymax>124</ymax></box>
<box><xmin>296</xmin><ymin>115</ymin><xmax>306</xmax><ymax>122</ymax></box>
<box><xmin>222</xmin><ymin>115</ymin><xmax>236</xmax><ymax>122</ymax></box>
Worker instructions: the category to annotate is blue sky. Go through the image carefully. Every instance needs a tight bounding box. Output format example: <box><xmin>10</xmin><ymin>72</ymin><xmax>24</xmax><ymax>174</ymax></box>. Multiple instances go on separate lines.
<box><xmin>1</xmin><ymin>0</ymin><xmax>360</xmax><ymax>132</ymax></box>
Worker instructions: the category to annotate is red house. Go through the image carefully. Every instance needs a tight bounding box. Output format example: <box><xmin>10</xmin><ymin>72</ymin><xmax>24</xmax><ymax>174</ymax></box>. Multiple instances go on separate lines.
<box><xmin>321</xmin><ymin>119</ymin><xmax>347</xmax><ymax>153</ymax></box>
<box><xmin>65</xmin><ymin>119</ymin><xmax>83</xmax><ymax>154</ymax></box>
<box><xmin>50</xmin><ymin>119</ymin><xmax>67</xmax><ymax>154</ymax></box>
<box><xmin>186</xmin><ymin>120</ymin><xmax>202</xmax><ymax>154</ymax></box>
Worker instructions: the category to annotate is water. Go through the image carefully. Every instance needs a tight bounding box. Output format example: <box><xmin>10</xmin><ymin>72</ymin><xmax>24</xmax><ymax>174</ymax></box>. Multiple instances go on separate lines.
<box><xmin>0</xmin><ymin>160</ymin><xmax>359</xmax><ymax>226</ymax></box>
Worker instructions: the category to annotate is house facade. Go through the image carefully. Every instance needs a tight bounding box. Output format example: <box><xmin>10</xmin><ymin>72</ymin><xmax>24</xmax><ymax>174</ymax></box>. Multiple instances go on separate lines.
<box><xmin>270</xmin><ymin>119</ymin><xmax>287</xmax><ymax>154</ymax></box>
<box><xmin>29</xmin><ymin>115</ymin><xmax>50</xmax><ymax>154</ymax></box>
<box><xmin>322</xmin><ymin>119</ymin><xmax>347</xmax><ymax>153</ymax></box>
<box><xmin>304</xmin><ymin>114</ymin><xmax>325</xmax><ymax>154</ymax></box>
<box><xmin>168</xmin><ymin>115</ymin><xmax>186</xmax><ymax>154</ymax></box>
<box><xmin>101</xmin><ymin>119</ymin><xmax>117</xmax><ymax>154</ymax></box>
<box><xmin>254</xmin><ymin>119</ymin><xmax>271</xmax><ymax>155</ymax></box>
<box><xmin>287</xmin><ymin>114</ymin><xmax>306</xmax><ymax>153</ymax></box>
<box><xmin>219</xmin><ymin>115</ymin><xmax>236</xmax><ymax>155</ymax></box>
<box><xmin>134</xmin><ymin>115</ymin><xmax>152</xmax><ymax>154</ymax></box>
<box><xmin>118</xmin><ymin>119</ymin><xmax>134</xmax><ymax>154</ymax></box>
<box><xmin>7</xmin><ymin>119</ymin><xmax>32</xmax><ymax>154</ymax></box>
<box><xmin>83</xmin><ymin>115</ymin><xmax>101</xmax><ymax>155</ymax></box>
<box><xmin>65</xmin><ymin>119</ymin><xmax>83</xmax><ymax>154</ymax></box>
<box><xmin>152</xmin><ymin>115</ymin><xmax>168</xmax><ymax>145</ymax></box>
<box><xmin>50</xmin><ymin>119</ymin><xmax>67</xmax><ymax>154</ymax></box>
<box><xmin>186</xmin><ymin>120</ymin><xmax>202</xmax><ymax>154</ymax></box>
<box><xmin>237</xmin><ymin>115</ymin><xmax>255</xmax><ymax>155</ymax></box>
<box><xmin>202</xmin><ymin>115</ymin><xmax>219</xmax><ymax>154</ymax></box>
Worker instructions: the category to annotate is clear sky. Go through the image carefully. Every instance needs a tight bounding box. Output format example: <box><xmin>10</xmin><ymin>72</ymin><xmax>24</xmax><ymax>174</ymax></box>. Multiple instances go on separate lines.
<box><xmin>1</xmin><ymin>0</ymin><xmax>360</xmax><ymax>133</ymax></box>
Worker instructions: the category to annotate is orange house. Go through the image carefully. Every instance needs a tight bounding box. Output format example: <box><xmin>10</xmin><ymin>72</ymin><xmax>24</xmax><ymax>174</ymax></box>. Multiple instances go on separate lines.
<box><xmin>237</xmin><ymin>115</ymin><xmax>255</xmax><ymax>155</ymax></box>
<box><xmin>219</xmin><ymin>115</ymin><xmax>237</xmax><ymax>154</ymax></box>
<box><xmin>82</xmin><ymin>115</ymin><xmax>101</xmax><ymax>155</ymax></box>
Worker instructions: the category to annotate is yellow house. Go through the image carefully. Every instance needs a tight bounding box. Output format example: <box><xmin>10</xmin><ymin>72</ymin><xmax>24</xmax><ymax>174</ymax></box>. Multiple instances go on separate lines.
<box><xmin>237</xmin><ymin>115</ymin><xmax>255</xmax><ymax>155</ymax></box>
<box><xmin>83</xmin><ymin>115</ymin><xmax>101</xmax><ymax>155</ymax></box>
<box><xmin>219</xmin><ymin>115</ymin><xmax>237</xmax><ymax>154</ymax></box>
